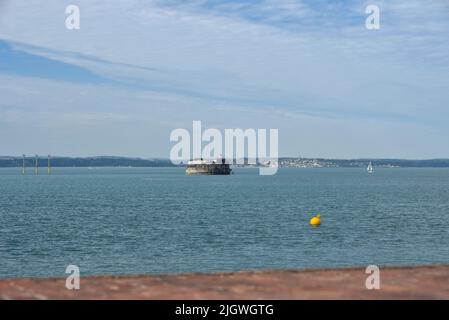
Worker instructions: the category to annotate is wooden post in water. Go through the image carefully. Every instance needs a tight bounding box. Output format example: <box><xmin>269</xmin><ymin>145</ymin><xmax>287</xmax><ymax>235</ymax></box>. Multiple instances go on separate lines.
<box><xmin>22</xmin><ymin>154</ymin><xmax>26</xmax><ymax>175</ymax></box>
<box><xmin>48</xmin><ymin>155</ymin><xmax>51</xmax><ymax>175</ymax></box>
<box><xmin>35</xmin><ymin>155</ymin><xmax>39</xmax><ymax>175</ymax></box>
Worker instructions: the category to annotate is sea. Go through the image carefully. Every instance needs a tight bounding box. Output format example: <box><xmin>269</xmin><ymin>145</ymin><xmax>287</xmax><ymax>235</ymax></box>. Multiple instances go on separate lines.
<box><xmin>0</xmin><ymin>167</ymin><xmax>448</xmax><ymax>279</ymax></box>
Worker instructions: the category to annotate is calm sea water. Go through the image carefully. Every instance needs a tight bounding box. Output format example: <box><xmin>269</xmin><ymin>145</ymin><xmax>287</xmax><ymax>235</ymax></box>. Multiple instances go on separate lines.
<box><xmin>0</xmin><ymin>167</ymin><xmax>448</xmax><ymax>279</ymax></box>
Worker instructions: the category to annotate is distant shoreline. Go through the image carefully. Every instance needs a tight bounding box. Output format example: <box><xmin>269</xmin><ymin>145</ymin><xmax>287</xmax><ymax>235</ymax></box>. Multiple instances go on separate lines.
<box><xmin>1</xmin><ymin>265</ymin><xmax>448</xmax><ymax>299</ymax></box>
<box><xmin>2</xmin><ymin>156</ymin><xmax>449</xmax><ymax>168</ymax></box>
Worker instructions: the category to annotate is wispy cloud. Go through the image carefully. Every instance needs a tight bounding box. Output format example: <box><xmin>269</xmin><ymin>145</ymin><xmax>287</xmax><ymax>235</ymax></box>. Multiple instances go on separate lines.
<box><xmin>0</xmin><ymin>0</ymin><xmax>448</xmax><ymax>158</ymax></box>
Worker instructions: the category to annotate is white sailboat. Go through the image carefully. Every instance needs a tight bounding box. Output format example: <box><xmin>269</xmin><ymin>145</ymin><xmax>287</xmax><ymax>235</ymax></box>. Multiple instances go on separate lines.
<box><xmin>367</xmin><ymin>162</ymin><xmax>374</xmax><ymax>174</ymax></box>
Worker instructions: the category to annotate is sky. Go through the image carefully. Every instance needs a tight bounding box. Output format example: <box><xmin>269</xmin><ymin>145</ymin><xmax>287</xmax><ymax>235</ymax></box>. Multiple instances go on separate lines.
<box><xmin>0</xmin><ymin>0</ymin><xmax>448</xmax><ymax>159</ymax></box>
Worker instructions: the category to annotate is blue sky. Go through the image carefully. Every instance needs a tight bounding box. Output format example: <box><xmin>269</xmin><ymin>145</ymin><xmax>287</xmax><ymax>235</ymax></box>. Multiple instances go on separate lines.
<box><xmin>0</xmin><ymin>0</ymin><xmax>449</xmax><ymax>158</ymax></box>
<box><xmin>0</xmin><ymin>41</ymin><xmax>107</xmax><ymax>83</ymax></box>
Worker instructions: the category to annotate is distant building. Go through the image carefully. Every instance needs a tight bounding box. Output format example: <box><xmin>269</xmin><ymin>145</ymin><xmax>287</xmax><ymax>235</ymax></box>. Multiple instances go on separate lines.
<box><xmin>186</xmin><ymin>158</ymin><xmax>232</xmax><ymax>175</ymax></box>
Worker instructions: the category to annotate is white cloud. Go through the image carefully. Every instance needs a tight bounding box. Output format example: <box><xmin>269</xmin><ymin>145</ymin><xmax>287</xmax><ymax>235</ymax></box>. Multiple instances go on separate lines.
<box><xmin>0</xmin><ymin>0</ymin><xmax>448</xmax><ymax>157</ymax></box>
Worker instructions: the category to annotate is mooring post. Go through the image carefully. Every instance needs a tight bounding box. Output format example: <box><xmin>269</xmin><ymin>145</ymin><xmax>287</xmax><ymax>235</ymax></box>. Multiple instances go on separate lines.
<box><xmin>48</xmin><ymin>155</ymin><xmax>51</xmax><ymax>175</ymax></box>
<box><xmin>35</xmin><ymin>155</ymin><xmax>39</xmax><ymax>175</ymax></box>
<box><xmin>22</xmin><ymin>154</ymin><xmax>26</xmax><ymax>175</ymax></box>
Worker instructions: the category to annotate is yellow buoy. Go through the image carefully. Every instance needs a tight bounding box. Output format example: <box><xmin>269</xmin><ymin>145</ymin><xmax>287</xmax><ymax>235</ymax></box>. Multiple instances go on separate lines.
<box><xmin>310</xmin><ymin>214</ymin><xmax>321</xmax><ymax>226</ymax></box>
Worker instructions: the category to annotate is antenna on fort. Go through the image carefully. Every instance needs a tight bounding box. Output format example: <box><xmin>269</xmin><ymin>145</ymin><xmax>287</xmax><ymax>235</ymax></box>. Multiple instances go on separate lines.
<box><xmin>48</xmin><ymin>155</ymin><xmax>51</xmax><ymax>175</ymax></box>
<box><xmin>35</xmin><ymin>155</ymin><xmax>39</xmax><ymax>175</ymax></box>
<box><xmin>22</xmin><ymin>154</ymin><xmax>26</xmax><ymax>175</ymax></box>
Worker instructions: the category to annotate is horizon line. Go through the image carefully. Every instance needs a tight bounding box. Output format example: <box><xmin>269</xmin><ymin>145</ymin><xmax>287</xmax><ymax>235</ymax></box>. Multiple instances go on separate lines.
<box><xmin>2</xmin><ymin>155</ymin><xmax>449</xmax><ymax>161</ymax></box>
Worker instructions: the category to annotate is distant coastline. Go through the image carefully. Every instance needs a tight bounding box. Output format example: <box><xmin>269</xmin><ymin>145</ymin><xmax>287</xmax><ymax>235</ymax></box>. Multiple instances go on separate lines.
<box><xmin>2</xmin><ymin>156</ymin><xmax>449</xmax><ymax>168</ymax></box>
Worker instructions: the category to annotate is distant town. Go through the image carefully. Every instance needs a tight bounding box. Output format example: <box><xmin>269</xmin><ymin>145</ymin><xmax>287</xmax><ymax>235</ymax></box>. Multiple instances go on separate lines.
<box><xmin>1</xmin><ymin>156</ymin><xmax>449</xmax><ymax>168</ymax></box>
<box><xmin>277</xmin><ymin>158</ymin><xmax>449</xmax><ymax>168</ymax></box>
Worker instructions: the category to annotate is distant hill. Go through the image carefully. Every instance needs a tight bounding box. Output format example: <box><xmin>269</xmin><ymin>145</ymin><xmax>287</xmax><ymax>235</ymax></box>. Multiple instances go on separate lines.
<box><xmin>278</xmin><ymin>158</ymin><xmax>449</xmax><ymax>168</ymax></box>
<box><xmin>1</xmin><ymin>156</ymin><xmax>449</xmax><ymax>168</ymax></box>
<box><xmin>0</xmin><ymin>156</ymin><xmax>177</xmax><ymax>168</ymax></box>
